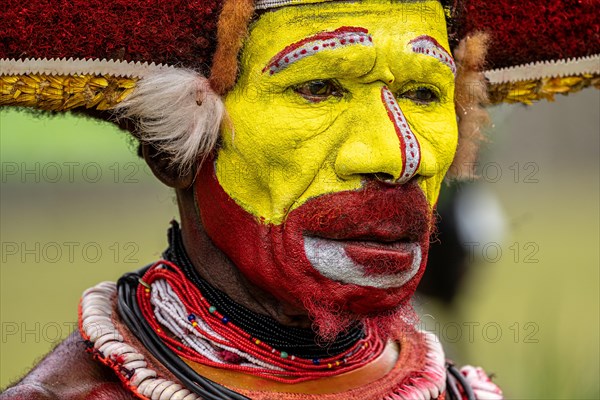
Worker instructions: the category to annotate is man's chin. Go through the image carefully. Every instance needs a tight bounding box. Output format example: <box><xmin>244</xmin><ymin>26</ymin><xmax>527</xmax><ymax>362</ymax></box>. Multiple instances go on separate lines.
<box><xmin>303</xmin><ymin>294</ymin><xmax>419</xmax><ymax>342</ymax></box>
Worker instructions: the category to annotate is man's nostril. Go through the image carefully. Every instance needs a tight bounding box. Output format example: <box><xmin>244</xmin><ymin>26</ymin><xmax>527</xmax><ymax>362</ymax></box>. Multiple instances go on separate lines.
<box><xmin>372</xmin><ymin>172</ymin><xmax>396</xmax><ymax>183</ymax></box>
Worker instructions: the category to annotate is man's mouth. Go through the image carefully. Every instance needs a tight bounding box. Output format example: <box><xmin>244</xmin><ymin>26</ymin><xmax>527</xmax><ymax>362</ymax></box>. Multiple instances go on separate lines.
<box><xmin>303</xmin><ymin>235</ymin><xmax>422</xmax><ymax>289</ymax></box>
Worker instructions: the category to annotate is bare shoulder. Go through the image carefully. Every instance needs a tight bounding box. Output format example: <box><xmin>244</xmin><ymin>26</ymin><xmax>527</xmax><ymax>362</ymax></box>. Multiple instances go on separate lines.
<box><xmin>1</xmin><ymin>331</ymin><xmax>135</xmax><ymax>400</ymax></box>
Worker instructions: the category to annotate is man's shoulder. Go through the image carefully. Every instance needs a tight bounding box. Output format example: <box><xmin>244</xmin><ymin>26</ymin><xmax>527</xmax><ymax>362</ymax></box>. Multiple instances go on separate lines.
<box><xmin>0</xmin><ymin>383</ymin><xmax>56</xmax><ymax>400</ymax></box>
<box><xmin>1</xmin><ymin>331</ymin><xmax>135</xmax><ymax>400</ymax></box>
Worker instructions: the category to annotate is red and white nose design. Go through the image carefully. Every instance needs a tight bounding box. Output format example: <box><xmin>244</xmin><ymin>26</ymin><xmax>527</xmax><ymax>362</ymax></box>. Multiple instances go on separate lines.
<box><xmin>381</xmin><ymin>86</ymin><xmax>421</xmax><ymax>184</ymax></box>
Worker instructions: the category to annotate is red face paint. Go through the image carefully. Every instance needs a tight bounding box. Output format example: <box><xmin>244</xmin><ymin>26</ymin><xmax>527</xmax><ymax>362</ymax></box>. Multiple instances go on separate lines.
<box><xmin>195</xmin><ymin>160</ymin><xmax>432</xmax><ymax>327</ymax></box>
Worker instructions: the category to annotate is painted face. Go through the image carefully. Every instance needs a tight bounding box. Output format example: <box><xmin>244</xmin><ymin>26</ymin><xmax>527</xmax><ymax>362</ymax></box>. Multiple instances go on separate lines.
<box><xmin>196</xmin><ymin>0</ymin><xmax>458</xmax><ymax>334</ymax></box>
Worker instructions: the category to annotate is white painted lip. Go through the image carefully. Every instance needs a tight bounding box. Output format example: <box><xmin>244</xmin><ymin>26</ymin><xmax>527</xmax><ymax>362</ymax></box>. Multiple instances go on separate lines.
<box><xmin>303</xmin><ymin>236</ymin><xmax>422</xmax><ymax>289</ymax></box>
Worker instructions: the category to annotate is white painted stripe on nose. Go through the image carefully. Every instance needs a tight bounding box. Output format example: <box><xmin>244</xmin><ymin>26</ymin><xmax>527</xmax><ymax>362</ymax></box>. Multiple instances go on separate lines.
<box><xmin>381</xmin><ymin>87</ymin><xmax>421</xmax><ymax>184</ymax></box>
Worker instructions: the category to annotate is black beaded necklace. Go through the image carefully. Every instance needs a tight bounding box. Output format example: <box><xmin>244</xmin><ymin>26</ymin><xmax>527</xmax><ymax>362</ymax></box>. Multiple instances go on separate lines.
<box><xmin>163</xmin><ymin>222</ymin><xmax>365</xmax><ymax>359</ymax></box>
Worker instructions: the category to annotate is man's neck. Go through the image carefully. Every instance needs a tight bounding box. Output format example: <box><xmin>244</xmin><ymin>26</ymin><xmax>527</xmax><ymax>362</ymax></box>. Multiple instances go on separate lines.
<box><xmin>172</xmin><ymin>185</ymin><xmax>370</xmax><ymax>360</ymax></box>
<box><xmin>177</xmin><ymin>214</ymin><xmax>312</xmax><ymax>328</ymax></box>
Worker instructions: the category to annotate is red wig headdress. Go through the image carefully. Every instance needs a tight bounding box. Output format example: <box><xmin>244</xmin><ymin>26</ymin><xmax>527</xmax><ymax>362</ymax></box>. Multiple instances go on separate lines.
<box><xmin>1</xmin><ymin>1</ymin><xmax>598</xmax><ymax>174</ymax></box>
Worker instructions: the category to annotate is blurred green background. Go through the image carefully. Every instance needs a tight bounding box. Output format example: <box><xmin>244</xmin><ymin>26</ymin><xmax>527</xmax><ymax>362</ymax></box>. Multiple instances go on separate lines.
<box><xmin>1</xmin><ymin>89</ymin><xmax>599</xmax><ymax>399</ymax></box>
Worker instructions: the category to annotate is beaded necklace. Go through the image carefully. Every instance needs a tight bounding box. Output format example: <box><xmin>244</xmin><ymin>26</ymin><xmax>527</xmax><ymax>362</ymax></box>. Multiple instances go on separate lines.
<box><xmin>80</xmin><ymin>278</ymin><xmax>475</xmax><ymax>400</ymax></box>
<box><xmin>137</xmin><ymin>260</ymin><xmax>385</xmax><ymax>383</ymax></box>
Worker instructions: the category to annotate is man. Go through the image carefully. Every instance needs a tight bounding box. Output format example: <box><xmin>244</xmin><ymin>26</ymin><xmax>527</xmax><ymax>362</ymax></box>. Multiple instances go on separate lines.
<box><xmin>1</xmin><ymin>0</ymin><xmax>597</xmax><ymax>399</ymax></box>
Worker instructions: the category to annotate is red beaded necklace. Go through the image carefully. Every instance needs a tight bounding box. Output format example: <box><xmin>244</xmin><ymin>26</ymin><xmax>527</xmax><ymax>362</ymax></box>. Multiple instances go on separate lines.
<box><xmin>137</xmin><ymin>260</ymin><xmax>385</xmax><ymax>383</ymax></box>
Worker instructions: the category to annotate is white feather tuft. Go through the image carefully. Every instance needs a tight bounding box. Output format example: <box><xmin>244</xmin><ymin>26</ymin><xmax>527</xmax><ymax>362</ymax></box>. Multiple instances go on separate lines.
<box><xmin>114</xmin><ymin>69</ymin><xmax>225</xmax><ymax>175</ymax></box>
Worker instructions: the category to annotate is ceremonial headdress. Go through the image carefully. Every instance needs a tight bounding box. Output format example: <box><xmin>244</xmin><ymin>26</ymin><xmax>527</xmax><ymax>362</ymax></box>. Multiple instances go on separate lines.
<box><xmin>1</xmin><ymin>0</ymin><xmax>599</xmax><ymax>174</ymax></box>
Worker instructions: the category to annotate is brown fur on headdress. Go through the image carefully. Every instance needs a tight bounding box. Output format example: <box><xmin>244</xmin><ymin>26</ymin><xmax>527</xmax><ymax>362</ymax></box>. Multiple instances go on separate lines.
<box><xmin>448</xmin><ymin>32</ymin><xmax>491</xmax><ymax>179</ymax></box>
<box><xmin>210</xmin><ymin>0</ymin><xmax>256</xmax><ymax>95</ymax></box>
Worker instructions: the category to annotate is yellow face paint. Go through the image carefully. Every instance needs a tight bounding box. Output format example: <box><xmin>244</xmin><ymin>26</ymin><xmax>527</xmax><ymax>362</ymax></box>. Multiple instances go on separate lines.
<box><xmin>216</xmin><ymin>0</ymin><xmax>457</xmax><ymax>224</ymax></box>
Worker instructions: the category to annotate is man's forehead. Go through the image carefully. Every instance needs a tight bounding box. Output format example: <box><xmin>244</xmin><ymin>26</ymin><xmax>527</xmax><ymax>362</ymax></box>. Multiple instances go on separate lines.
<box><xmin>255</xmin><ymin>0</ymin><xmax>446</xmax><ymax>15</ymax></box>
<box><xmin>257</xmin><ymin>0</ymin><xmax>446</xmax><ymax>27</ymax></box>
<box><xmin>248</xmin><ymin>1</ymin><xmax>449</xmax><ymax>59</ymax></box>
<box><xmin>244</xmin><ymin>0</ymin><xmax>451</xmax><ymax>80</ymax></box>
<box><xmin>262</xmin><ymin>29</ymin><xmax>456</xmax><ymax>78</ymax></box>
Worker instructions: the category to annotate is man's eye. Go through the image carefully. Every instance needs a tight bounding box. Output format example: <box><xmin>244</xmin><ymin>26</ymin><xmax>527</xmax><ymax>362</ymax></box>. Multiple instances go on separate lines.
<box><xmin>294</xmin><ymin>80</ymin><xmax>343</xmax><ymax>102</ymax></box>
<box><xmin>400</xmin><ymin>87</ymin><xmax>439</xmax><ymax>104</ymax></box>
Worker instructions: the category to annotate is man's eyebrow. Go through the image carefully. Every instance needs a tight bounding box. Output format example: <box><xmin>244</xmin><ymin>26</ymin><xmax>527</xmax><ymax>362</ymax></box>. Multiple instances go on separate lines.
<box><xmin>262</xmin><ymin>26</ymin><xmax>373</xmax><ymax>75</ymax></box>
<box><xmin>409</xmin><ymin>35</ymin><xmax>456</xmax><ymax>76</ymax></box>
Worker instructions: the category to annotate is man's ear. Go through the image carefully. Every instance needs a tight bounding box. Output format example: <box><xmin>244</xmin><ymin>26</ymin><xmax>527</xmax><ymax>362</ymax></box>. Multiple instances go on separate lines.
<box><xmin>141</xmin><ymin>143</ymin><xmax>195</xmax><ymax>189</ymax></box>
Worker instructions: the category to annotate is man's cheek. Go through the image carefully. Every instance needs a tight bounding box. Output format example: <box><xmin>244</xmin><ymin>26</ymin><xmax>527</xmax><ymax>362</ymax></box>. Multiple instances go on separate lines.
<box><xmin>417</xmin><ymin>146</ymin><xmax>457</xmax><ymax>206</ymax></box>
<box><xmin>406</xmin><ymin>109</ymin><xmax>458</xmax><ymax>206</ymax></box>
<box><xmin>214</xmin><ymin>112</ymin><xmax>343</xmax><ymax>222</ymax></box>
<box><xmin>418</xmin><ymin>176</ymin><xmax>445</xmax><ymax>210</ymax></box>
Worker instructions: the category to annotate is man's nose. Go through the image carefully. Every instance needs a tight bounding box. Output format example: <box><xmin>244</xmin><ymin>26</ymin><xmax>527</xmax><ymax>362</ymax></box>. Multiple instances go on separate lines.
<box><xmin>334</xmin><ymin>86</ymin><xmax>420</xmax><ymax>184</ymax></box>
